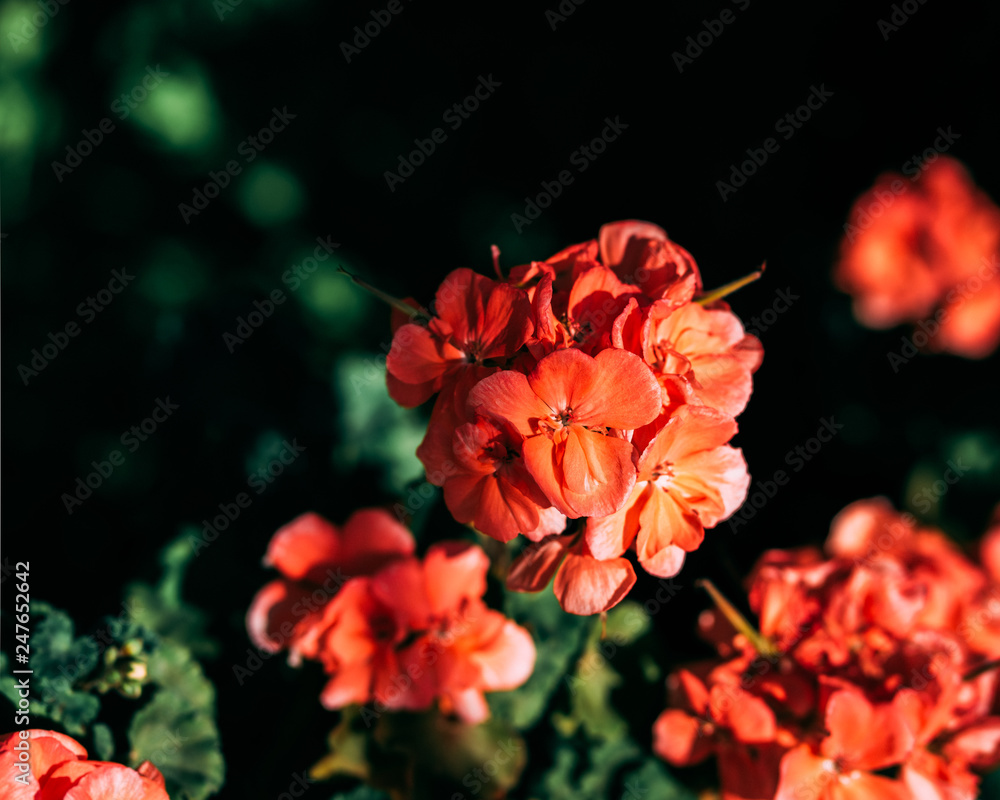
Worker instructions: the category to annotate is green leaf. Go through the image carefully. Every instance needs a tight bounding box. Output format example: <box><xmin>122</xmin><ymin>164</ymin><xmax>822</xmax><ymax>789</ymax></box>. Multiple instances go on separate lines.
<box><xmin>535</xmin><ymin>740</ymin><xmax>640</xmax><ymax>800</ymax></box>
<box><xmin>488</xmin><ymin>584</ymin><xmax>591</xmax><ymax>730</ymax></box>
<box><xmin>128</xmin><ymin>641</ymin><xmax>224</xmax><ymax>800</ymax></box>
<box><xmin>621</xmin><ymin>758</ymin><xmax>696</xmax><ymax>800</ymax></box>
<box><xmin>4</xmin><ymin>603</ymin><xmax>103</xmax><ymax>734</ymax></box>
<box><xmin>328</xmin><ymin>787</ymin><xmax>391</xmax><ymax>800</ymax></box>
<box><xmin>332</xmin><ymin>354</ymin><xmax>427</xmax><ymax>494</ymax></box>
<box><xmin>123</xmin><ymin>532</ymin><xmax>217</xmax><ymax>659</ymax></box>
<box><xmin>92</xmin><ymin>722</ymin><xmax>115</xmax><ymax>761</ymax></box>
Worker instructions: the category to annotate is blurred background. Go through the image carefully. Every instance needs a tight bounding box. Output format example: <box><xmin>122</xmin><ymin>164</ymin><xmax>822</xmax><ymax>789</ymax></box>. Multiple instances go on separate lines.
<box><xmin>3</xmin><ymin>0</ymin><xmax>1000</xmax><ymax>796</ymax></box>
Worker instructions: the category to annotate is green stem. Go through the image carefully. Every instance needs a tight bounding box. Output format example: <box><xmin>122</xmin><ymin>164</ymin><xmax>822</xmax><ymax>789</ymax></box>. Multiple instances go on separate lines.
<box><xmin>695</xmin><ymin>264</ymin><xmax>765</xmax><ymax>305</ymax></box>
<box><xmin>338</xmin><ymin>266</ymin><xmax>430</xmax><ymax>322</ymax></box>
<box><xmin>697</xmin><ymin>579</ymin><xmax>779</xmax><ymax>659</ymax></box>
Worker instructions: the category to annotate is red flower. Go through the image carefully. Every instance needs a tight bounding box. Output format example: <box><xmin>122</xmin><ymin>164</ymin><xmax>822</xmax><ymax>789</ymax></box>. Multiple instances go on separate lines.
<box><xmin>655</xmin><ymin>499</ymin><xmax>1000</xmax><ymax>800</ymax></box>
<box><xmin>598</xmin><ymin>220</ymin><xmax>702</xmax><ymax>302</ymax></box>
<box><xmin>468</xmin><ymin>347</ymin><xmax>662</xmax><ymax>519</ymax></box>
<box><xmin>585</xmin><ymin>405</ymin><xmax>749</xmax><ymax>577</ymax></box>
<box><xmin>382</xmin><ymin>221</ymin><xmax>762</xmax><ymax>615</ymax></box>
<box><xmin>248</xmin><ymin>515</ymin><xmax>535</xmax><ymax>723</ymax></box>
<box><xmin>386</xmin><ymin>268</ymin><xmax>533</xmax><ymax>407</ymax></box>
<box><xmin>506</xmin><ymin>531</ymin><xmax>637</xmax><ymax>615</ymax></box>
<box><xmin>837</xmin><ymin>156</ymin><xmax>1000</xmax><ymax>358</ymax></box>
<box><xmin>637</xmin><ymin>299</ymin><xmax>763</xmax><ymax>418</ymax></box>
<box><xmin>246</xmin><ymin>510</ymin><xmax>415</xmax><ymax>663</ymax></box>
<box><xmin>0</xmin><ymin>730</ymin><xmax>167</xmax><ymax>800</ymax></box>
<box><xmin>416</xmin><ymin>401</ymin><xmax>565</xmax><ymax>544</ymax></box>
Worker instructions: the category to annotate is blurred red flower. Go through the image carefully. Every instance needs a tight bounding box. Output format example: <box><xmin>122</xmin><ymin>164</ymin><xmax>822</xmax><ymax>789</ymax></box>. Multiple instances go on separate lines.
<box><xmin>654</xmin><ymin>498</ymin><xmax>1000</xmax><ymax>800</ymax></box>
<box><xmin>0</xmin><ymin>729</ymin><xmax>167</xmax><ymax>800</ymax></box>
<box><xmin>837</xmin><ymin>156</ymin><xmax>1000</xmax><ymax>359</ymax></box>
<box><xmin>247</xmin><ymin>511</ymin><xmax>535</xmax><ymax>723</ymax></box>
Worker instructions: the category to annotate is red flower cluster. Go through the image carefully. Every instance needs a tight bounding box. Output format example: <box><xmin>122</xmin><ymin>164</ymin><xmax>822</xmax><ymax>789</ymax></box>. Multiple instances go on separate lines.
<box><xmin>386</xmin><ymin>221</ymin><xmax>761</xmax><ymax>614</ymax></box>
<box><xmin>0</xmin><ymin>729</ymin><xmax>167</xmax><ymax>800</ymax></box>
<box><xmin>837</xmin><ymin>156</ymin><xmax>1000</xmax><ymax>359</ymax></box>
<box><xmin>653</xmin><ymin>498</ymin><xmax>1000</xmax><ymax>800</ymax></box>
<box><xmin>246</xmin><ymin>510</ymin><xmax>535</xmax><ymax>723</ymax></box>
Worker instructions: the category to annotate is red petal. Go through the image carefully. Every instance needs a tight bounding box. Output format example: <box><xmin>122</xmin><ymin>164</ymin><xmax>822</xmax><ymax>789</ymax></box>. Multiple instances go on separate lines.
<box><xmin>774</xmin><ymin>744</ymin><xmax>833</xmax><ymax>800</ymax></box>
<box><xmin>599</xmin><ymin>219</ymin><xmax>667</xmax><ymax>267</ymax></box>
<box><xmin>246</xmin><ymin>579</ymin><xmax>313</xmax><ymax>653</ymax></box>
<box><xmin>506</xmin><ymin>536</ymin><xmax>569</xmax><ymax>592</ymax></box>
<box><xmin>466</xmin><ymin>613</ymin><xmax>537</xmax><ymax>691</ymax></box>
<box><xmin>637</xmin><ymin>483</ymin><xmax>703</xmax><ymax>564</ymax></box>
<box><xmin>338</xmin><ymin>508</ymin><xmax>415</xmax><ymax>577</ymax></box>
<box><xmin>584</xmin><ymin>482</ymin><xmax>646</xmax><ymax>559</ymax></box>
<box><xmin>822</xmin><ymin>690</ymin><xmax>915</xmax><ymax>771</ymax></box>
<box><xmin>422</xmin><ymin>541</ymin><xmax>489</xmax><ymax>616</ymax></box>
<box><xmin>320</xmin><ymin>659</ymin><xmax>374</xmax><ymax>709</ymax></box>
<box><xmin>386</xmin><ymin>369</ymin><xmax>437</xmax><ymax>408</ymax></box>
<box><xmin>525</xmin><ymin>430</ymin><xmax>637</xmax><ymax>519</ymax></box>
<box><xmin>264</xmin><ymin>512</ymin><xmax>340</xmax><ymax>582</ymax></box>
<box><xmin>554</xmin><ymin>553</ymin><xmax>636</xmax><ymax>615</ymax></box>
<box><xmin>468</xmin><ymin>369</ymin><xmax>553</xmax><ymax>438</ymax></box>
<box><xmin>652</xmin><ymin>709</ymin><xmax>712</xmax><ymax>766</ymax></box>
<box><xmin>387</xmin><ymin>322</ymin><xmax>465</xmax><ymax>385</ymax></box>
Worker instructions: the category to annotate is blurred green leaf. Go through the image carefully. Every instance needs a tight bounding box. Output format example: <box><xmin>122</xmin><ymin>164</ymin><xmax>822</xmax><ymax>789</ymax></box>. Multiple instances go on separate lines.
<box><xmin>237</xmin><ymin>162</ymin><xmax>305</xmax><ymax>226</ymax></box>
<box><xmin>128</xmin><ymin>641</ymin><xmax>225</xmax><ymax>800</ymax></box>
<box><xmin>92</xmin><ymin>722</ymin><xmax>115</xmax><ymax>761</ymax></box>
<box><xmin>124</xmin><ymin>531</ymin><xmax>218</xmax><ymax>659</ymax></box>
<box><xmin>0</xmin><ymin>603</ymin><xmax>102</xmax><ymax>734</ymax></box>
<box><xmin>488</xmin><ymin>581</ymin><xmax>590</xmax><ymax>730</ymax></box>
<box><xmin>333</xmin><ymin>354</ymin><xmax>426</xmax><ymax>494</ymax></box>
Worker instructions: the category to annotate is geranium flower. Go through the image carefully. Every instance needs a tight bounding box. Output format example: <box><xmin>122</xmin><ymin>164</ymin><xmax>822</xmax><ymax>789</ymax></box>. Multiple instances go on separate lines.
<box><xmin>655</xmin><ymin>499</ymin><xmax>1000</xmax><ymax>800</ymax></box>
<box><xmin>638</xmin><ymin>299</ymin><xmax>763</xmax><ymax>418</ymax></box>
<box><xmin>836</xmin><ymin>156</ymin><xmax>1000</xmax><ymax>358</ymax></box>
<box><xmin>468</xmin><ymin>347</ymin><xmax>662</xmax><ymax>519</ymax></box>
<box><xmin>246</xmin><ymin>510</ymin><xmax>415</xmax><ymax>663</ymax></box>
<box><xmin>415</xmin><ymin>400</ymin><xmax>565</xmax><ymax>543</ymax></box>
<box><xmin>386</xmin><ymin>268</ymin><xmax>533</xmax><ymax>407</ymax></box>
<box><xmin>585</xmin><ymin>405</ymin><xmax>749</xmax><ymax>577</ymax></box>
<box><xmin>248</xmin><ymin>515</ymin><xmax>535</xmax><ymax>723</ymax></box>
<box><xmin>776</xmin><ymin>690</ymin><xmax>915</xmax><ymax>800</ymax></box>
<box><xmin>318</xmin><ymin>541</ymin><xmax>535</xmax><ymax>723</ymax></box>
<box><xmin>506</xmin><ymin>530</ymin><xmax>637</xmax><ymax>615</ymax></box>
<box><xmin>598</xmin><ymin>219</ymin><xmax>702</xmax><ymax>302</ymax></box>
<box><xmin>0</xmin><ymin>730</ymin><xmax>167</xmax><ymax>800</ymax></box>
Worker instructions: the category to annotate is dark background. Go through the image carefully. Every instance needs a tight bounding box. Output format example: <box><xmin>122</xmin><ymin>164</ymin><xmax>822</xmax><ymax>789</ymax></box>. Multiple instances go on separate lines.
<box><xmin>3</xmin><ymin>0</ymin><xmax>1000</xmax><ymax>796</ymax></box>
